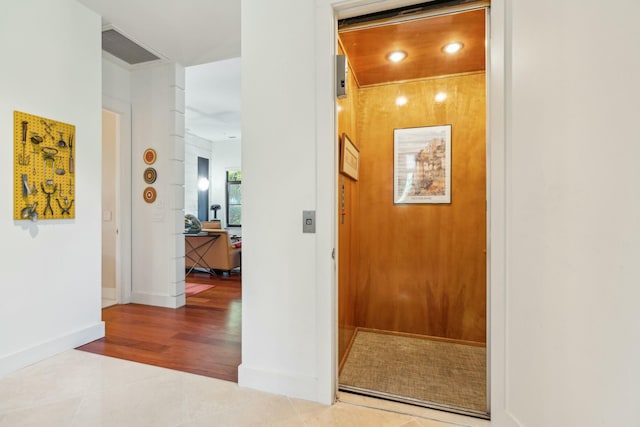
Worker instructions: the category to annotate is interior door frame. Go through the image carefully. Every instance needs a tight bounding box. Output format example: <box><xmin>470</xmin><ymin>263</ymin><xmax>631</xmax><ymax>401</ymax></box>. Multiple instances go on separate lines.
<box><xmin>323</xmin><ymin>0</ymin><xmax>503</xmax><ymax>417</ymax></box>
<box><xmin>103</xmin><ymin>95</ymin><xmax>132</xmax><ymax>304</ymax></box>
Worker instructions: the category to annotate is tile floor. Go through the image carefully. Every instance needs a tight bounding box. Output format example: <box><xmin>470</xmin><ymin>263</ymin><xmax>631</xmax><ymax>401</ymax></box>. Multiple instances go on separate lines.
<box><xmin>101</xmin><ymin>298</ymin><xmax>116</xmax><ymax>309</ymax></box>
<box><xmin>0</xmin><ymin>350</ymin><xmax>490</xmax><ymax>427</ymax></box>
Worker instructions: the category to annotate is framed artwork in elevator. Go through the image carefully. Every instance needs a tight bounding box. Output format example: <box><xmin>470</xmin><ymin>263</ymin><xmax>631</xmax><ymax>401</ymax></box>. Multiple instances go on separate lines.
<box><xmin>393</xmin><ymin>124</ymin><xmax>452</xmax><ymax>204</ymax></box>
<box><xmin>340</xmin><ymin>133</ymin><xmax>359</xmax><ymax>180</ymax></box>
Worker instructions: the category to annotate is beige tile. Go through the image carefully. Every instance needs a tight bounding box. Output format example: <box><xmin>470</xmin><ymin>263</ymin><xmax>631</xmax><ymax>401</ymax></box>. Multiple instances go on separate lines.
<box><xmin>0</xmin><ymin>352</ymin><xmax>493</xmax><ymax>427</ymax></box>
<box><xmin>0</xmin><ymin>350</ymin><xmax>182</xmax><ymax>414</ymax></box>
<box><xmin>102</xmin><ymin>298</ymin><xmax>117</xmax><ymax>308</ymax></box>
<box><xmin>412</xmin><ymin>418</ymin><xmax>465</xmax><ymax>427</ymax></box>
<box><xmin>338</xmin><ymin>392</ymin><xmax>490</xmax><ymax>427</ymax></box>
<box><xmin>187</xmin><ymin>393</ymin><xmax>302</xmax><ymax>427</ymax></box>
<box><xmin>0</xmin><ymin>398</ymin><xmax>82</xmax><ymax>427</ymax></box>
<box><xmin>302</xmin><ymin>401</ymin><xmax>414</xmax><ymax>427</ymax></box>
<box><xmin>400</xmin><ymin>421</ymin><xmax>432</xmax><ymax>427</ymax></box>
<box><xmin>0</xmin><ymin>353</ymin><xmax>101</xmax><ymax>413</ymax></box>
<box><xmin>70</xmin><ymin>373</ymin><xmax>189</xmax><ymax>427</ymax></box>
<box><xmin>288</xmin><ymin>396</ymin><xmax>330</xmax><ymax>416</ymax></box>
<box><xmin>181</xmin><ymin>374</ymin><xmax>277</xmax><ymax>420</ymax></box>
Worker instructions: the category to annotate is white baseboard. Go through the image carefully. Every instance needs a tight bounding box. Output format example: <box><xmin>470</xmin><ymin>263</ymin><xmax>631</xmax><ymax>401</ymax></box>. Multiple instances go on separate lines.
<box><xmin>0</xmin><ymin>322</ymin><xmax>105</xmax><ymax>378</ymax></box>
<box><xmin>504</xmin><ymin>411</ymin><xmax>525</xmax><ymax>427</ymax></box>
<box><xmin>488</xmin><ymin>410</ymin><xmax>524</xmax><ymax>427</ymax></box>
<box><xmin>131</xmin><ymin>292</ymin><xmax>185</xmax><ymax>308</ymax></box>
<box><xmin>102</xmin><ymin>287</ymin><xmax>116</xmax><ymax>301</ymax></box>
<box><xmin>238</xmin><ymin>363</ymin><xmax>318</xmax><ymax>402</ymax></box>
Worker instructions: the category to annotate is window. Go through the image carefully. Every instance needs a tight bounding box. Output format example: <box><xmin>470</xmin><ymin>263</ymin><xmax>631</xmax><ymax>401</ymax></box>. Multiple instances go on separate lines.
<box><xmin>226</xmin><ymin>170</ymin><xmax>242</xmax><ymax>227</ymax></box>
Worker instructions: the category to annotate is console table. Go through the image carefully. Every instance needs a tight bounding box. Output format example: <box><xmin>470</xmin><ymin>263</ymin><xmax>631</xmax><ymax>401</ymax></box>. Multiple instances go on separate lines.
<box><xmin>184</xmin><ymin>232</ymin><xmax>220</xmax><ymax>276</ymax></box>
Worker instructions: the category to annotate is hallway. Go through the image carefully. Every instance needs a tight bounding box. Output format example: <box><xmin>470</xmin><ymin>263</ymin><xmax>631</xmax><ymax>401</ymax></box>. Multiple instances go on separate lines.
<box><xmin>78</xmin><ymin>273</ymin><xmax>241</xmax><ymax>382</ymax></box>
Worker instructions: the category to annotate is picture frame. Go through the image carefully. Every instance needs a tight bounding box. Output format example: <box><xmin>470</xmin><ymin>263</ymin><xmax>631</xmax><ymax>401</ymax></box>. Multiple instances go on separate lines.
<box><xmin>340</xmin><ymin>133</ymin><xmax>360</xmax><ymax>180</ymax></box>
<box><xmin>393</xmin><ymin>124</ymin><xmax>452</xmax><ymax>204</ymax></box>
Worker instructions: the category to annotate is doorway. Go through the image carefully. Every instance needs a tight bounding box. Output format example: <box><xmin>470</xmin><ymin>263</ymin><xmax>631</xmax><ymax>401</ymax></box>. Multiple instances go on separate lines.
<box><xmin>101</xmin><ymin>96</ymin><xmax>133</xmax><ymax>306</ymax></box>
<box><xmin>336</xmin><ymin>3</ymin><xmax>489</xmax><ymax>419</ymax></box>
<box><xmin>101</xmin><ymin>109</ymin><xmax>118</xmax><ymax>307</ymax></box>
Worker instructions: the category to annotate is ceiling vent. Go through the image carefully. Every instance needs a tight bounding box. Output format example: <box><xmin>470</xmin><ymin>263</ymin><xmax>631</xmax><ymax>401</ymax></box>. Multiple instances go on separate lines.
<box><xmin>102</xmin><ymin>27</ymin><xmax>161</xmax><ymax>65</ymax></box>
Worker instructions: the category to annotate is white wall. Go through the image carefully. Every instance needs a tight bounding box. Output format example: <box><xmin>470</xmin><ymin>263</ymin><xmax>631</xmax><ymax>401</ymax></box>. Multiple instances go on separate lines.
<box><xmin>103</xmin><ymin>56</ymin><xmax>131</xmax><ymax>105</ymax></box>
<box><xmin>130</xmin><ymin>64</ymin><xmax>186</xmax><ymax>308</ymax></box>
<box><xmin>239</xmin><ymin>0</ymin><xmax>328</xmax><ymax>402</ymax></box>
<box><xmin>499</xmin><ymin>1</ymin><xmax>640</xmax><ymax>426</ymax></box>
<box><xmin>0</xmin><ymin>0</ymin><xmax>104</xmax><ymax>376</ymax></box>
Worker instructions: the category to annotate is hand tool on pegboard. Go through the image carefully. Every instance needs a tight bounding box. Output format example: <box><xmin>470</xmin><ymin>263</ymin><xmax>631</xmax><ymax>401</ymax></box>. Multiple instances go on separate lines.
<box><xmin>41</xmin><ymin>119</ymin><xmax>55</xmax><ymax>142</ymax></box>
<box><xmin>20</xmin><ymin>202</ymin><xmax>38</xmax><ymax>222</ymax></box>
<box><xmin>42</xmin><ymin>147</ymin><xmax>58</xmax><ymax>185</ymax></box>
<box><xmin>18</xmin><ymin>121</ymin><xmax>30</xmax><ymax>166</ymax></box>
<box><xmin>57</xmin><ymin>131</ymin><xmax>67</xmax><ymax>148</ymax></box>
<box><xmin>40</xmin><ymin>184</ymin><xmax>56</xmax><ymax>217</ymax></box>
<box><xmin>68</xmin><ymin>134</ymin><xmax>74</xmax><ymax>174</ymax></box>
<box><xmin>56</xmin><ymin>198</ymin><xmax>73</xmax><ymax>215</ymax></box>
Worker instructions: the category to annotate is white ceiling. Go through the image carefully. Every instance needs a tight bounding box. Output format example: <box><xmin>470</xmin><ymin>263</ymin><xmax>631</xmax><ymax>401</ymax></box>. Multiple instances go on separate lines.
<box><xmin>78</xmin><ymin>0</ymin><xmax>242</xmax><ymax>142</ymax></box>
<box><xmin>186</xmin><ymin>58</ymin><xmax>241</xmax><ymax>142</ymax></box>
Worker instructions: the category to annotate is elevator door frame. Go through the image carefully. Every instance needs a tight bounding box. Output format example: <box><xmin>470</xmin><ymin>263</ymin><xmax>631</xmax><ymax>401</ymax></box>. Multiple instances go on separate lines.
<box><xmin>332</xmin><ymin>0</ymin><xmax>492</xmax><ymax>418</ymax></box>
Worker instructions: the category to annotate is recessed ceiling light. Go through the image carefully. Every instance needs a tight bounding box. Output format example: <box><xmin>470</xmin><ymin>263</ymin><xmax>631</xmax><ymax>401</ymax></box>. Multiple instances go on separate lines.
<box><xmin>435</xmin><ymin>92</ymin><xmax>447</xmax><ymax>103</ymax></box>
<box><xmin>443</xmin><ymin>42</ymin><xmax>464</xmax><ymax>54</ymax></box>
<box><xmin>396</xmin><ymin>96</ymin><xmax>408</xmax><ymax>106</ymax></box>
<box><xmin>387</xmin><ymin>50</ymin><xmax>407</xmax><ymax>63</ymax></box>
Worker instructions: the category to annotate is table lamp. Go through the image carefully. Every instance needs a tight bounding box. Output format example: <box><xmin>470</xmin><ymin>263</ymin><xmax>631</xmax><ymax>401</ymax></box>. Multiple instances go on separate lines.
<box><xmin>210</xmin><ymin>204</ymin><xmax>221</xmax><ymax>220</ymax></box>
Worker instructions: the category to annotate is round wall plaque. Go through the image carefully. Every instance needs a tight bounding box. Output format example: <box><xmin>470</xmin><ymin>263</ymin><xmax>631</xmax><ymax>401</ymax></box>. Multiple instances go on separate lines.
<box><xmin>143</xmin><ymin>148</ymin><xmax>157</xmax><ymax>165</ymax></box>
<box><xmin>143</xmin><ymin>186</ymin><xmax>157</xmax><ymax>203</ymax></box>
<box><xmin>143</xmin><ymin>167</ymin><xmax>157</xmax><ymax>184</ymax></box>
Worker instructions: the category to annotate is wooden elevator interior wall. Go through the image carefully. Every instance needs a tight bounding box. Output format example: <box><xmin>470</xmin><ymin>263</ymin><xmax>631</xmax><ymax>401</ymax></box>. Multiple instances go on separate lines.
<box><xmin>338</xmin><ymin>69</ymin><xmax>487</xmax><ymax>361</ymax></box>
<box><xmin>356</xmin><ymin>73</ymin><xmax>486</xmax><ymax>344</ymax></box>
<box><xmin>337</xmin><ymin>45</ymin><xmax>360</xmax><ymax>363</ymax></box>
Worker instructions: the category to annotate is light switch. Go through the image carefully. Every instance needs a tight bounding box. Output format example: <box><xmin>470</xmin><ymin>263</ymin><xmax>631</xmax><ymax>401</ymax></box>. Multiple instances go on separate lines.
<box><xmin>303</xmin><ymin>210</ymin><xmax>315</xmax><ymax>233</ymax></box>
<box><xmin>103</xmin><ymin>210</ymin><xmax>112</xmax><ymax>222</ymax></box>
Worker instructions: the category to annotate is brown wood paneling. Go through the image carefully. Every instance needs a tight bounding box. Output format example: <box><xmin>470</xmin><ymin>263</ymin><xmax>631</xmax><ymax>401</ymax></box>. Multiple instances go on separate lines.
<box><xmin>337</xmin><ymin>43</ymin><xmax>360</xmax><ymax>363</ymax></box>
<box><xmin>354</xmin><ymin>72</ymin><xmax>486</xmax><ymax>343</ymax></box>
<box><xmin>339</xmin><ymin>9</ymin><xmax>486</xmax><ymax>86</ymax></box>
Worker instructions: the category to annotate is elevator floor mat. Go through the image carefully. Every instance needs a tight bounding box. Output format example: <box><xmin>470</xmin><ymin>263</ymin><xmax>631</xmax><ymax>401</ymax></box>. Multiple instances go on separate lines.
<box><xmin>339</xmin><ymin>329</ymin><xmax>487</xmax><ymax>418</ymax></box>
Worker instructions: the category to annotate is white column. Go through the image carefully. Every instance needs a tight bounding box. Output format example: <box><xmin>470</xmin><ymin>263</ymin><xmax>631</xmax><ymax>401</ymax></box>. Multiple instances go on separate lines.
<box><xmin>131</xmin><ymin>63</ymin><xmax>186</xmax><ymax>308</ymax></box>
<box><xmin>239</xmin><ymin>0</ymin><xmax>323</xmax><ymax>402</ymax></box>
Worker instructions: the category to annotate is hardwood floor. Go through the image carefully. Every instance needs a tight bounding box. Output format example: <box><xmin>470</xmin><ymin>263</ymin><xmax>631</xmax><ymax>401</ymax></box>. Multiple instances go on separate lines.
<box><xmin>77</xmin><ymin>272</ymin><xmax>241</xmax><ymax>382</ymax></box>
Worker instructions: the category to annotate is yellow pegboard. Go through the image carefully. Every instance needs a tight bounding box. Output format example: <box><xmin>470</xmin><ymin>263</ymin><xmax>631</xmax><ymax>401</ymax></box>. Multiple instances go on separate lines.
<box><xmin>14</xmin><ymin>111</ymin><xmax>75</xmax><ymax>220</ymax></box>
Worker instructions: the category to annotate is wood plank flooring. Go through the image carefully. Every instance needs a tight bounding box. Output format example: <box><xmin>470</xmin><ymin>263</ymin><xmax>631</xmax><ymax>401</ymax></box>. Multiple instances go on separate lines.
<box><xmin>77</xmin><ymin>272</ymin><xmax>241</xmax><ymax>382</ymax></box>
